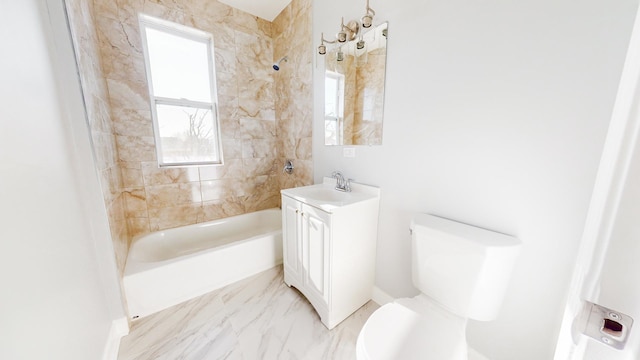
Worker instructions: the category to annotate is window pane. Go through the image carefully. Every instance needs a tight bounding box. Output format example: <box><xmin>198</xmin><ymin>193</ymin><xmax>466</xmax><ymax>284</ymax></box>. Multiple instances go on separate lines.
<box><xmin>325</xmin><ymin>76</ymin><xmax>338</xmax><ymax>117</ymax></box>
<box><xmin>325</xmin><ymin>119</ymin><xmax>338</xmax><ymax>145</ymax></box>
<box><xmin>156</xmin><ymin>104</ymin><xmax>219</xmax><ymax>164</ymax></box>
<box><xmin>145</xmin><ymin>28</ymin><xmax>211</xmax><ymax>102</ymax></box>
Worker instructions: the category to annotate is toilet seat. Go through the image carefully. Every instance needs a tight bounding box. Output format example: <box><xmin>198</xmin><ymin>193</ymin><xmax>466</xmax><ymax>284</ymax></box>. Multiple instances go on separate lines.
<box><xmin>357</xmin><ymin>297</ymin><xmax>468</xmax><ymax>360</ymax></box>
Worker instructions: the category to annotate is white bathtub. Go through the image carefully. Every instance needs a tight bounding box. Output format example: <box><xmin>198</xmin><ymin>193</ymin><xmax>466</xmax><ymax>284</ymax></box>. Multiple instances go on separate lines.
<box><xmin>123</xmin><ymin>208</ymin><xmax>282</xmax><ymax>318</ymax></box>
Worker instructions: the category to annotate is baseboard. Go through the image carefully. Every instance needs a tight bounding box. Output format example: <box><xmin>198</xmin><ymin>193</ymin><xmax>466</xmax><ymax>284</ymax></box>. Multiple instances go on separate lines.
<box><xmin>371</xmin><ymin>286</ymin><xmax>394</xmax><ymax>305</ymax></box>
<box><xmin>102</xmin><ymin>317</ymin><xmax>129</xmax><ymax>360</ymax></box>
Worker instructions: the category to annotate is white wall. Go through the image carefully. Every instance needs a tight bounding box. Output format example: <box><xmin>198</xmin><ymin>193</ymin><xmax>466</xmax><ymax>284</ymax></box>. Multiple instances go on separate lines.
<box><xmin>313</xmin><ymin>0</ymin><xmax>638</xmax><ymax>358</ymax></box>
<box><xmin>0</xmin><ymin>1</ymin><xmax>126</xmax><ymax>359</ymax></box>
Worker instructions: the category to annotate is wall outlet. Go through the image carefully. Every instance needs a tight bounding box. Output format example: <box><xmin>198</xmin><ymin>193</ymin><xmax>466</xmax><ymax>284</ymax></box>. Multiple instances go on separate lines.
<box><xmin>343</xmin><ymin>147</ymin><xmax>356</xmax><ymax>158</ymax></box>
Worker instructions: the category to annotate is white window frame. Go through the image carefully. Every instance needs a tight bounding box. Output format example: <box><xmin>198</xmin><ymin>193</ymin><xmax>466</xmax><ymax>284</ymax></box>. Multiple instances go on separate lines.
<box><xmin>139</xmin><ymin>14</ymin><xmax>223</xmax><ymax>167</ymax></box>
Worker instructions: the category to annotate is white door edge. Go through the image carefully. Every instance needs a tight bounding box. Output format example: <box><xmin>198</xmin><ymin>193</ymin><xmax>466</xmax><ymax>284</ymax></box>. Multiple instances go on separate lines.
<box><xmin>554</xmin><ymin>3</ymin><xmax>640</xmax><ymax>359</ymax></box>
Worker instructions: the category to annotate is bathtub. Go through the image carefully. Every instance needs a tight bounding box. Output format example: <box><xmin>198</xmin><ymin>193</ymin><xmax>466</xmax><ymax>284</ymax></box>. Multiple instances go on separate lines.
<box><xmin>123</xmin><ymin>208</ymin><xmax>282</xmax><ymax>319</ymax></box>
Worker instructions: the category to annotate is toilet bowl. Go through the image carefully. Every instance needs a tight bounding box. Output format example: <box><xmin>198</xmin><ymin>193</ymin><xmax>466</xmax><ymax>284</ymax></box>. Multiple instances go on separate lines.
<box><xmin>356</xmin><ymin>214</ymin><xmax>521</xmax><ymax>359</ymax></box>
<box><xmin>357</xmin><ymin>295</ymin><xmax>467</xmax><ymax>360</ymax></box>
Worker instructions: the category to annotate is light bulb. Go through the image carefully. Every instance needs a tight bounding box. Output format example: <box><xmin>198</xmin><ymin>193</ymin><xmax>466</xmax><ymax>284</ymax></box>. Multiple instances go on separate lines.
<box><xmin>337</xmin><ymin>31</ymin><xmax>347</xmax><ymax>43</ymax></box>
<box><xmin>361</xmin><ymin>14</ymin><xmax>373</xmax><ymax>28</ymax></box>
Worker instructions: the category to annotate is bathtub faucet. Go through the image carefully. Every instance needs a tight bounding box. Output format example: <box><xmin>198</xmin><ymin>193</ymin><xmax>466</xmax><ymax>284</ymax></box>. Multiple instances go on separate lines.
<box><xmin>331</xmin><ymin>171</ymin><xmax>351</xmax><ymax>192</ymax></box>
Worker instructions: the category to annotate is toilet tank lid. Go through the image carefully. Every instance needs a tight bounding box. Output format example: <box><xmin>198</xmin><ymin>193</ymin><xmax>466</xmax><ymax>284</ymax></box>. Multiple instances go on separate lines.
<box><xmin>411</xmin><ymin>214</ymin><xmax>520</xmax><ymax>248</ymax></box>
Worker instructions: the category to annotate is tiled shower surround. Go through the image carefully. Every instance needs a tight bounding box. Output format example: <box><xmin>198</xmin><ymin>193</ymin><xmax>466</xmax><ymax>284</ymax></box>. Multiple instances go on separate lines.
<box><xmin>65</xmin><ymin>0</ymin><xmax>129</xmax><ymax>274</ymax></box>
<box><xmin>273</xmin><ymin>0</ymin><xmax>313</xmax><ymax>189</ymax></box>
<box><xmin>64</xmin><ymin>0</ymin><xmax>313</xmax><ymax>276</ymax></box>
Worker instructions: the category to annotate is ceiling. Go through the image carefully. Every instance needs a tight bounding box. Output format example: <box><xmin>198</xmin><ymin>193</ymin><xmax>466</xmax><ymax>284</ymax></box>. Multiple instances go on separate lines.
<box><xmin>218</xmin><ymin>0</ymin><xmax>292</xmax><ymax>21</ymax></box>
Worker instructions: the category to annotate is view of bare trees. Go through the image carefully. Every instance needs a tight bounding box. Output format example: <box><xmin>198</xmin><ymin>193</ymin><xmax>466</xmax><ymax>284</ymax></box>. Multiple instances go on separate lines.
<box><xmin>185</xmin><ymin>108</ymin><xmax>214</xmax><ymax>152</ymax></box>
<box><xmin>159</xmin><ymin>107</ymin><xmax>216</xmax><ymax>162</ymax></box>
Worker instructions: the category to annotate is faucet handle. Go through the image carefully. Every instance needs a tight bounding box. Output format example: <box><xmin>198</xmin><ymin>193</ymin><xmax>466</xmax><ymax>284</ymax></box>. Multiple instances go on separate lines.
<box><xmin>345</xmin><ymin>178</ymin><xmax>352</xmax><ymax>192</ymax></box>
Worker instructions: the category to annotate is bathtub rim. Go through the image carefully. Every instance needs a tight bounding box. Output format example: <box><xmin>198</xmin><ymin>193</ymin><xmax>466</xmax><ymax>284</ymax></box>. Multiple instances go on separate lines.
<box><xmin>124</xmin><ymin>208</ymin><xmax>282</xmax><ymax>275</ymax></box>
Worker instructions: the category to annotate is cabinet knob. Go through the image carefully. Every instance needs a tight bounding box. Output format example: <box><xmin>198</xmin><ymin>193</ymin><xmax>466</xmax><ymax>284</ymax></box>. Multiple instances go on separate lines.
<box><xmin>296</xmin><ymin>209</ymin><xmax>299</xmax><ymax>214</ymax></box>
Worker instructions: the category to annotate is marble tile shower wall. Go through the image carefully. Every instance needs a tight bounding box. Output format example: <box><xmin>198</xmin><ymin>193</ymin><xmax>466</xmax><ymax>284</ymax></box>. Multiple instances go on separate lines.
<box><xmin>353</xmin><ymin>48</ymin><xmax>384</xmax><ymax>145</ymax></box>
<box><xmin>65</xmin><ymin>0</ymin><xmax>130</xmax><ymax>275</ymax></box>
<box><xmin>273</xmin><ymin>0</ymin><xmax>314</xmax><ymax>190</ymax></box>
<box><xmin>64</xmin><ymin>0</ymin><xmax>312</xmax><ymax>271</ymax></box>
<box><xmin>90</xmin><ymin>0</ymin><xmax>311</xmax><ymax>237</ymax></box>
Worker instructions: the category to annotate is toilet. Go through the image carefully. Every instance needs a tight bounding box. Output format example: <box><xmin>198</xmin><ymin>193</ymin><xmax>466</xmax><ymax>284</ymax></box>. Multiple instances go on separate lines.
<box><xmin>357</xmin><ymin>214</ymin><xmax>521</xmax><ymax>360</ymax></box>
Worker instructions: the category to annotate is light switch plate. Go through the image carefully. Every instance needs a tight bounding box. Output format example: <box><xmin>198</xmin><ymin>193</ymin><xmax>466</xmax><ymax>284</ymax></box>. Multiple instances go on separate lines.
<box><xmin>343</xmin><ymin>147</ymin><xmax>356</xmax><ymax>158</ymax></box>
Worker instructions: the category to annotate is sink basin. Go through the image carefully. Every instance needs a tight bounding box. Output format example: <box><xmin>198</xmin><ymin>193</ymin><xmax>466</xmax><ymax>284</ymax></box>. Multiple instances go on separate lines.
<box><xmin>281</xmin><ymin>177</ymin><xmax>379</xmax><ymax>213</ymax></box>
<box><xmin>295</xmin><ymin>187</ymin><xmax>353</xmax><ymax>203</ymax></box>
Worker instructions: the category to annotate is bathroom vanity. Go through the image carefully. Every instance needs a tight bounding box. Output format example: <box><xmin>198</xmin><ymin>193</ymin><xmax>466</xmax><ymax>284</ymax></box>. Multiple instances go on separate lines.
<box><xmin>281</xmin><ymin>177</ymin><xmax>380</xmax><ymax>329</ymax></box>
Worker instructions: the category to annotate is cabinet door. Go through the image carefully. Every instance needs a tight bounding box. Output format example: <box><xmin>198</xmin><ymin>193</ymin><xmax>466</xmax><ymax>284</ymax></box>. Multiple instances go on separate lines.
<box><xmin>302</xmin><ymin>205</ymin><xmax>331</xmax><ymax>304</ymax></box>
<box><xmin>282</xmin><ymin>196</ymin><xmax>302</xmax><ymax>284</ymax></box>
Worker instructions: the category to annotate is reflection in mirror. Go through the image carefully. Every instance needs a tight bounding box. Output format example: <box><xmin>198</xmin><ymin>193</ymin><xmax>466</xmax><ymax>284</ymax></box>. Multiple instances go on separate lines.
<box><xmin>325</xmin><ymin>71</ymin><xmax>345</xmax><ymax>144</ymax></box>
<box><xmin>324</xmin><ymin>22</ymin><xmax>387</xmax><ymax>146</ymax></box>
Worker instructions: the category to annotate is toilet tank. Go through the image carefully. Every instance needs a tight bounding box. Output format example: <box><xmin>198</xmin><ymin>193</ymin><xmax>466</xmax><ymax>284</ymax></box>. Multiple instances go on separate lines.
<box><xmin>411</xmin><ymin>214</ymin><xmax>521</xmax><ymax>321</ymax></box>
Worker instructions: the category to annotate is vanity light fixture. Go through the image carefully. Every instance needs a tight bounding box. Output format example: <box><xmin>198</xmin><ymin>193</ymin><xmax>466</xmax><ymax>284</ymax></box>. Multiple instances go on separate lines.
<box><xmin>318</xmin><ymin>0</ymin><xmax>377</xmax><ymax>55</ymax></box>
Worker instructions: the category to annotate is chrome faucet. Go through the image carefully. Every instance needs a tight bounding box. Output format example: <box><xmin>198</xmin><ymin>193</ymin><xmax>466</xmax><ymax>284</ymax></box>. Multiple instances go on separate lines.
<box><xmin>331</xmin><ymin>171</ymin><xmax>351</xmax><ymax>192</ymax></box>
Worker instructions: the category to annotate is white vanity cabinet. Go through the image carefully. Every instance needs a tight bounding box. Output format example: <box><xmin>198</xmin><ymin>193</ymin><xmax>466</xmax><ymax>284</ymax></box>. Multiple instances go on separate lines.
<box><xmin>281</xmin><ymin>178</ymin><xmax>380</xmax><ymax>329</ymax></box>
<box><xmin>282</xmin><ymin>196</ymin><xmax>331</xmax><ymax>306</ymax></box>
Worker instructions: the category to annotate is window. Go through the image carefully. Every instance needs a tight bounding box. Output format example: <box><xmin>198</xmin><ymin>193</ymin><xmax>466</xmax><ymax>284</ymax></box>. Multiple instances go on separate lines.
<box><xmin>139</xmin><ymin>15</ymin><xmax>223</xmax><ymax>167</ymax></box>
<box><xmin>324</xmin><ymin>71</ymin><xmax>344</xmax><ymax>145</ymax></box>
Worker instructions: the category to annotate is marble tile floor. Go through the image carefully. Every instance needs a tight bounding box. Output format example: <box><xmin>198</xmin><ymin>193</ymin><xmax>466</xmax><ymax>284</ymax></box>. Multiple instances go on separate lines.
<box><xmin>118</xmin><ymin>266</ymin><xmax>379</xmax><ymax>360</ymax></box>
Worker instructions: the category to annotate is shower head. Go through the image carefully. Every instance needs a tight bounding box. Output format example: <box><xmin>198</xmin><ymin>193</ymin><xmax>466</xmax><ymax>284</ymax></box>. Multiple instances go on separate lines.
<box><xmin>273</xmin><ymin>56</ymin><xmax>288</xmax><ymax>71</ymax></box>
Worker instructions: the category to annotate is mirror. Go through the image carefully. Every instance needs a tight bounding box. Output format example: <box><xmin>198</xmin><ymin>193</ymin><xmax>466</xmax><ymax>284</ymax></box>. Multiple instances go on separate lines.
<box><xmin>324</xmin><ymin>22</ymin><xmax>387</xmax><ymax>146</ymax></box>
